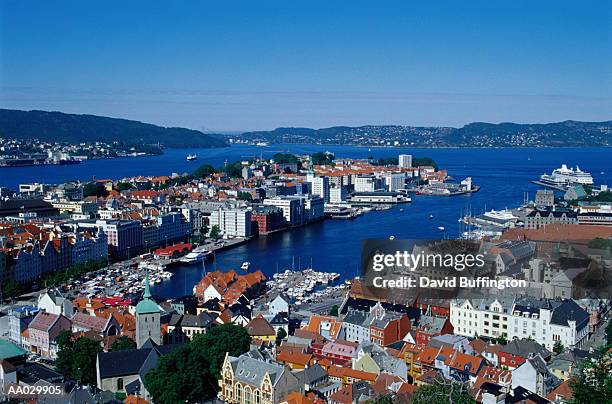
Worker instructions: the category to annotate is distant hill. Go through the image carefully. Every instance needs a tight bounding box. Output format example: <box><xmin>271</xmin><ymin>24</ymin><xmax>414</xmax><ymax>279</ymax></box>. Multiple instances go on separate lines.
<box><xmin>0</xmin><ymin>109</ymin><xmax>228</xmax><ymax>148</ymax></box>
<box><xmin>237</xmin><ymin>120</ymin><xmax>612</xmax><ymax>147</ymax></box>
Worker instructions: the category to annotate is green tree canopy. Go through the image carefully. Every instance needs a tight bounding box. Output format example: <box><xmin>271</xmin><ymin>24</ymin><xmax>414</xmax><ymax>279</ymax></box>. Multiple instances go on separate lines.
<box><xmin>209</xmin><ymin>225</ymin><xmax>221</xmax><ymax>240</ymax></box>
<box><xmin>273</xmin><ymin>153</ymin><xmax>298</xmax><ymax>164</ymax></box>
<box><xmin>329</xmin><ymin>305</ymin><xmax>339</xmax><ymax>317</ymax></box>
<box><xmin>237</xmin><ymin>191</ymin><xmax>253</xmax><ymax>201</ymax></box>
<box><xmin>276</xmin><ymin>327</ymin><xmax>287</xmax><ymax>345</ymax></box>
<box><xmin>55</xmin><ymin>333</ymin><xmax>101</xmax><ymax>385</ymax></box>
<box><xmin>311</xmin><ymin>152</ymin><xmax>334</xmax><ymax>165</ymax></box>
<box><xmin>55</xmin><ymin>330</ymin><xmax>74</xmax><ymax>378</ymax></box>
<box><xmin>110</xmin><ymin>336</ymin><xmax>136</xmax><ymax>351</ymax></box>
<box><xmin>496</xmin><ymin>335</ymin><xmax>508</xmax><ymax>345</ymax></box>
<box><xmin>144</xmin><ymin>345</ymin><xmax>217</xmax><ymax>403</ymax></box>
<box><xmin>553</xmin><ymin>341</ymin><xmax>565</xmax><ymax>355</ymax></box>
<box><xmin>222</xmin><ymin>161</ymin><xmax>243</xmax><ymax>178</ymax></box>
<box><xmin>192</xmin><ymin>164</ymin><xmax>216</xmax><ymax>178</ymax></box>
<box><xmin>83</xmin><ymin>182</ymin><xmax>109</xmax><ymax>198</ymax></box>
<box><xmin>412</xmin><ymin>157</ymin><xmax>438</xmax><ymax>170</ymax></box>
<box><xmin>191</xmin><ymin>324</ymin><xmax>251</xmax><ymax>377</ymax></box>
<box><xmin>570</xmin><ymin>348</ymin><xmax>612</xmax><ymax>404</ymax></box>
<box><xmin>412</xmin><ymin>379</ymin><xmax>475</xmax><ymax>404</ymax></box>
<box><xmin>71</xmin><ymin>337</ymin><xmax>102</xmax><ymax>385</ymax></box>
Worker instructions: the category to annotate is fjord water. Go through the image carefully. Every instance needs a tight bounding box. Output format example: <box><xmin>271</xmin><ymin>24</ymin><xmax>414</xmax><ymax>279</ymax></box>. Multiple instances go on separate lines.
<box><xmin>3</xmin><ymin>145</ymin><xmax>611</xmax><ymax>298</ymax></box>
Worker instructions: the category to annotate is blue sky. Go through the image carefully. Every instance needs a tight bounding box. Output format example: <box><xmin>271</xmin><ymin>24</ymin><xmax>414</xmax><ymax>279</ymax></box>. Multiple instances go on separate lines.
<box><xmin>1</xmin><ymin>0</ymin><xmax>610</xmax><ymax>131</ymax></box>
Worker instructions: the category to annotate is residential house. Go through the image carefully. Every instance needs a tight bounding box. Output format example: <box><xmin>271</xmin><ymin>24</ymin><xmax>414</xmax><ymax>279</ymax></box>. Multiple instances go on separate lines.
<box><xmin>37</xmin><ymin>290</ymin><xmax>74</xmax><ymax>317</ymax></box>
<box><xmin>27</xmin><ymin>312</ymin><xmax>72</xmax><ymax>359</ymax></box>
<box><xmin>511</xmin><ymin>354</ymin><xmax>560</xmax><ymax>397</ymax></box>
<box><xmin>246</xmin><ymin>315</ymin><xmax>277</xmax><ymax>343</ymax></box>
<box><xmin>415</xmin><ymin>315</ymin><xmax>453</xmax><ymax>346</ymax></box>
<box><xmin>71</xmin><ymin>312</ymin><xmax>121</xmax><ymax>337</ymax></box>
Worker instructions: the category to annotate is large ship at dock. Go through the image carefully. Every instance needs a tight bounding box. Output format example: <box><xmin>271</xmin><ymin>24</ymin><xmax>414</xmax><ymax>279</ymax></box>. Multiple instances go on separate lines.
<box><xmin>536</xmin><ymin>164</ymin><xmax>593</xmax><ymax>189</ymax></box>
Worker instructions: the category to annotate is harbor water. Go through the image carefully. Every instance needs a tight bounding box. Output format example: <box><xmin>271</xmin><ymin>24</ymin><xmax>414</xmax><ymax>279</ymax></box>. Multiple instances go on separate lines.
<box><xmin>3</xmin><ymin>145</ymin><xmax>611</xmax><ymax>299</ymax></box>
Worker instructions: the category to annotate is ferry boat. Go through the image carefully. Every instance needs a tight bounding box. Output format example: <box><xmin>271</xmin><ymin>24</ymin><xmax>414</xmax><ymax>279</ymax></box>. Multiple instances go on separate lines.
<box><xmin>539</xmin><ymin>164</ymin><xmax>593</xmax><ymax>187</ymax></box>
<box><xmin>179</xmin><ymin>250</ymin><xmax>211</xmax><ymax>263</ymax></box>
<box><xmin>186</xmin><ymin>154</ymin><xmax>198</xmax><ymax>161</ymax></box>
<box><xmin>256</xmin><ymin>142</ymin><xmax>269</xmax><ymax>147</ymax></box>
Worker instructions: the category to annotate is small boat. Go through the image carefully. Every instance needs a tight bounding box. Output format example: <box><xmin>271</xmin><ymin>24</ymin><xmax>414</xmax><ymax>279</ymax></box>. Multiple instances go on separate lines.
<box><xmin>186</xmin><ymin>154</ymin><xmax>198</xmax><ymax>161</ymax></box>
<box><xmin>241</xmin><ymin>262</ymin><xmax>251</xmax><ymax>271</ymax></box>
<box><xmin>429</xmin><ymin>214</ymin><xmax>434</xmax><ymax>219</ymax></box>
<box><xmin>438</xmin><ymin>226</ymin><xmax>445</xmax><ymax>231</ymax></box>
<box><xmin>399</xmin><ymin>208</ymin><xmax>404</xmax><ymax>212</ymax></box>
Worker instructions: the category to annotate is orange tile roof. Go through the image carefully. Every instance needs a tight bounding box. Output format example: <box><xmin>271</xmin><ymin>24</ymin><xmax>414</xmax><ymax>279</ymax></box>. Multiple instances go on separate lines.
<box><xmin>326</xmin><ymin>365</ymin><xmax>377</xmax><ymax>382</ymax></box>
<box><xmin>546</xmin><ymin>378</ymin><xmax>574</xmax><ymax>402</ymax></box>
<box><xmin>415</xmin><ymin>346</ymin><xmax>439</xmax><ymax>365</ymax></box>
<box><xmin>282</xmin><ymin>392</ymin><xmax>315</xmax><ymax>404</ymax></box>
<box><xmin>276</xmin><ymin>350</ymin><xmax>313</xmax><ymax>367</ymax></box>
<box><xmin>446</xmin><ymin>351</ymin><xmax>483</xmax><ymax>374</ymax></box>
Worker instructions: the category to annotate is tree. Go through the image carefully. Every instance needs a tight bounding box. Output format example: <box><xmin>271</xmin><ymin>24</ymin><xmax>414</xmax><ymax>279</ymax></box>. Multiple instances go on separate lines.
<box><xmin>2</xmin><ymin>279</ymin><xmax>22</xmax><ymax>301</ymax></box>
<box><xmin>496</xmin><ymin>335</ymin><xmax>508</xmax><ymax>345</ymax></box>
<box><xmin>276</xmin><ymin>328</ymin><xmax>287</xmax><ymax>345</ymax></box>
<box><xmin>412</xmin><ymin>157</ymin><xmax>438</xmax><ymax>170</ymax></box>
<box><xmin>115</xmin><ymin>182</ymin><xmax>133</xmax><ymax>192</ymax></box>
<box><xmin>55</xmin><ymin>330</ymin><xmax>74</xmax><ymax>378</ymax></box>
<box><xmin>192</xmin><ymin>164</ymin><xmax>216</xmax><ymax>179</ymax></box>
<box><xmin>209</xmin><ymin>225</ymin><xmax>221</xmax><ymax>240</ymax></box>
<box><xmin>570</xmin><ymin>348</ymin><xmax>612</xmax><ymax>404</ymax></box>
<box><xmin>606</xmin><ymin>320</ymin><xmax>612</xmax><ymax>345</ymax></box>
<box><xmin>222</xmin><ymin>161</ymin><xmax>243</xmax><ymax>178</ymax></box>
<box><xmin>329</xmin><ymin>305</ymin><xmax>339</xmax><ymax>317</ymax></box>
<box><xmin>145</xmin><ymin>345</ymin><xmax>217</xmax><ymax>403</ymax></box>
<box><xmin>83</xmin><ymin>182</ymin><xmax>109</xmax><ymax>198</ymax></box>
<box><xmin>412</xmin><ymin>379</ymin><xmax>475</xmax><ymax>404</ymax></box>
<box><xmin>191</xmin><ymin>324</ymin><xmax>251</xmax><ymax>377</ymax></box>
<box><xmin>273</xmin><ymin>153</ymin><xmax>298</xmax><ymax>164</ymax></box>
<box><xmin>311</xmin><ymin>152</ymin><xmax>334</xmax><ymax>165</ymax></box>
<box><xmin>553</xmin><ymin>340</ymin><xmax>565</xmax><ymax>355</ymax></box>
<box><xmin>110</xmin><ymin>336</ymin><xmax>136</xmax><ymax>351</ymax></box>
<box><xmin>237</xmin><ymin>191</ymin><xmax>253</xmax><ymax>201</ymax></box>
<box><xmin>71</xmin><ymin>337</ymin><xmax>102</xmax><ymax>385</ymax></box>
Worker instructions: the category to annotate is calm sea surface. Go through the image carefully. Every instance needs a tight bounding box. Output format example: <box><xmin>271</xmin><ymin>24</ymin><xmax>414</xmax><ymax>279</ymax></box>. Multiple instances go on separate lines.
<box><xmin>2</xmin><ymin>145</ymin><xmax>611</xmax><ymax>298</ymax></box>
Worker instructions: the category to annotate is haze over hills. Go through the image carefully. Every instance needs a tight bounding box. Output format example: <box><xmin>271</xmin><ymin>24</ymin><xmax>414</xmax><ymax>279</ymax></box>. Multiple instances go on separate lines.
<box><xmin>237</xmin><ymin>120</ymin><xmax>612</xmax><ymax>147</ymax></box>
<box><xmin>0</xmin><ymin>109</ymin><xmax>228</xmax><ymax>148</ymax></box>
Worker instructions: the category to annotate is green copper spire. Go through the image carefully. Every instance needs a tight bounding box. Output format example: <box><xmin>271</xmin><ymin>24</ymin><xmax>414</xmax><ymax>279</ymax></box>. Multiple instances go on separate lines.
<box><xmin>143</xmin><ymin>269</ymin><xmax>152</xmax><ymax>299</ymax></box>
<box><xmin>136</xmin><ymin>269</ymin><xmax>160</xmax><ymax>314</ymax></box>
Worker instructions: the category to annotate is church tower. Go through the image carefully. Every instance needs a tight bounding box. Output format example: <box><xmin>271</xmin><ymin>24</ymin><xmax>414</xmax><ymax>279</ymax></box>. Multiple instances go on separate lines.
<box><xmin>135</xmin><ymin>271</ymin><xmax>161</xmax><ymax>348</ymax></box>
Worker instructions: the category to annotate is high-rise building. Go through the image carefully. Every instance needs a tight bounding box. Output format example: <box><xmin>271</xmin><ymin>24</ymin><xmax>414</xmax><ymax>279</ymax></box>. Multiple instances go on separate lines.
<box><xmin>329</xmin><ymin>186</ymin><xmax>348</xmax><ymax>204</ymax></box>
<box><xmin>309</xmin><ymin>176</ymin><xmax>330</xmax><ymax>202</ymax></box>
<box><xmin>382</xmin><ymin>173</ymin><xmax>406</xmax><ymax>192</ymax></box>
<box><xmin>209</xmin><ymin>208</ymin><xmax>252</xmax><ymax>238</ymax></box>
<box><xmin>354</xmin><ymin>175</ymin><xmax>378</xmax><ymax>192</ymax></box>
<box><xmin>398</xmin><ymin>154</ymin><xmax>412</xmax><ymax>168</ymax></box>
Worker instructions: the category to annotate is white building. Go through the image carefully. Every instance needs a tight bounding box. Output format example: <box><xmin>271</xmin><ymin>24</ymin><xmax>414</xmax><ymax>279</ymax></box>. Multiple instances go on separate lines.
<box><xmin>398</xmin><ymin>154</ymin><xmax>412</xmax><ymax>168</ymax></box>
<box><xmin>450</xmin><ymin>297</ymin><xmax>590</xmax><ymax>350</ymax></box>
<box><xmin>354</xmin><ymin>175</ymin><xmax>378</xmax><ymax>193</ymax></box>
<box><xmin>382</xmin><ymin>173</ymin><xmax>406</xmax><ymax>192</ymax></box>
<box><xmin>209</xmin><ymin>208</ymin><xmax>251</xmax><ymax>238</ymax></box>
<box><xmin>263</xmin><ymin>196</ymin><xmax>305</xmax><ymax>226</ymax></box>
<box><xmin>329</xmin><ymin>186</ymin><xmax>348</xmax><ymax>204</ymax></box>
<box><xmin>309</xmin><ymin>176</ymin><xmax>330</xmax><ymax>202</ymax></box>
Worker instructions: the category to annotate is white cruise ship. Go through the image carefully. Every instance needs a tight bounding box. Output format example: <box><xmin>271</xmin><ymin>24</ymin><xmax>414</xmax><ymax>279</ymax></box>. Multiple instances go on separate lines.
<box><xmin>539</xmin><ymin>164</ymin><xmax>593</xmax><ymax>187</ymax></box>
